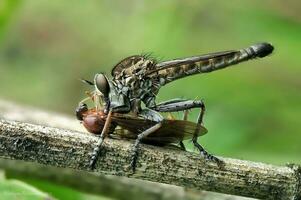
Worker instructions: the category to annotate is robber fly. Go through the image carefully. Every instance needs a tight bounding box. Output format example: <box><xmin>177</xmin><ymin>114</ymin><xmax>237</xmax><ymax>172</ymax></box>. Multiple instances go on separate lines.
<box><xmin>77</xmin><ymin>42</ymin><xmax>274</xmax><ymax>170</ymax></box>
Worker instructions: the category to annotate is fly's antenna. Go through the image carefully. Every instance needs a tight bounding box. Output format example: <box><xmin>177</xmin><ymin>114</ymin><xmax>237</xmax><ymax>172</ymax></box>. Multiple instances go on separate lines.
<box><xmin>79</xmin><ymin>78</ymin><xmax>94</xmax><ymax>86</ymax></box>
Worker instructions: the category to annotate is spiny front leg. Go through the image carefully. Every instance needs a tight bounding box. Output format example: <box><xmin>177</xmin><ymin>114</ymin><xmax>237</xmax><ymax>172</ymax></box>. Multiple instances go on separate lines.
<box><xmin>89</xmin><ymin>110</ymin><xmax>113</xmax><ymax>169</ymax></box>
<box><xmin>130</xmin><ymin>122</ymin><xmax>162</xmax><ymax>172</ymax></box>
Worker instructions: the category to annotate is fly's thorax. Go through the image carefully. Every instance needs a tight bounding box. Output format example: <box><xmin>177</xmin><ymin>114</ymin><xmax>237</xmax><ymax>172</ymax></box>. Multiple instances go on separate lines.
<box><xmin>113</xmin><ymin>70</ymin><xmax>162</xmax><ymax>109</ymax></box>
<box><xmin>111</xmin><ymin>55</ymin><xmax>167</xmax><ymax>109</ymax></box>
<box><xmin>113</xmin><ymin>56</ymin><xmax>155</xmax><ymax>80</ymax></box>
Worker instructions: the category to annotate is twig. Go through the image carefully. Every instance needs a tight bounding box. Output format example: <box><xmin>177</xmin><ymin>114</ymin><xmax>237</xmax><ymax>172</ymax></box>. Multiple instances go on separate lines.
<box><xmin>0</xmin><ymin>118</ymin><xmax>300</xmax><ymax>200</ymax></box>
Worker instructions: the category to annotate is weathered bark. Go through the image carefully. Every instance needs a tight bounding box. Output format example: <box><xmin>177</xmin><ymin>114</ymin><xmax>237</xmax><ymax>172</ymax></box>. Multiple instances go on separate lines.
<box><xmin>0</xmin><ymin>118</ymin><xmax>300</xmax><ymax>200</ymax></box>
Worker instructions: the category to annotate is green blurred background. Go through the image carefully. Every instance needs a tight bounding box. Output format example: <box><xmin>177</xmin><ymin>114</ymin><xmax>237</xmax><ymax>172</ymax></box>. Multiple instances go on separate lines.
<box><xmin>0</xmin><ymin>0</ymin><xmax>300</xmax><ymax>199</ymax></box>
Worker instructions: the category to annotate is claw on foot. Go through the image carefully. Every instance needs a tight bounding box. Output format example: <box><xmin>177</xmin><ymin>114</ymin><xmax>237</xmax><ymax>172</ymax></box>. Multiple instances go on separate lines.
<box><xmin>89</xmin><ymin>157</ymin><xmax>96</xmax><ymax>169</ymax></box>
<box><xmin>129</xmin><ymin>147</ymin><xmax>139</xmax><ymax>173</ymax></box>
<box><xmin>89</xmin><ymin>145</ymin><xmax>102</xmax><ymax>170</ymax></box>
<box><xmin>200</xmin><ymin>149</ymin><xmax>222</xmax><ymax>163</ymax></box>
<box><xmin>193</xmin><ymin>139</ymin><xmax>223</xmax><ymax>166</ymax></box>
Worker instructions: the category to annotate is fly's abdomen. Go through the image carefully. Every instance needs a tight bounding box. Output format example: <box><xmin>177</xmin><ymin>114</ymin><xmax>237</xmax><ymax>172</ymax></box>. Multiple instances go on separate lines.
<box><xmin>153</xmin><ymin>43</ymin><xmax>274</xmax><ymax>84</ymax></box>
<box><xmin>197</xmin><ymin>43</ymin><xmax>273</xmax><ymax>72</ymax></box>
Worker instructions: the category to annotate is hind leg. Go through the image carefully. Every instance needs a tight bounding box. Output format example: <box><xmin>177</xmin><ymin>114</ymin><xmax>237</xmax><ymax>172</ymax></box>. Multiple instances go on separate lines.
<box><xmin>192</xmin><ymin>107</ymin><xmax>221</xmax><ymax>163</ymax></box>
<box><xmin>153</xmin><ymin>99</ymin><xmax>205</xmax><ymax>113</ymax></box>
<box><xmin>153</xmin><ymin>99</ymin><xmax>221</xmax><ymax>163</ymax></box>
<box><xmin>178</xmin><ymin>110</ymin><xmax>189</xmax><ymax>151</ymax></box>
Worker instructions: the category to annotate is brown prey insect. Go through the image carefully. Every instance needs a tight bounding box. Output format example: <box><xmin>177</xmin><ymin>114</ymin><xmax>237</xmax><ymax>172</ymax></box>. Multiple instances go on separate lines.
<box><xmin>76</xmin><ymin>100</ymin><xmax>214</xmax><ymax>170</ymax></box>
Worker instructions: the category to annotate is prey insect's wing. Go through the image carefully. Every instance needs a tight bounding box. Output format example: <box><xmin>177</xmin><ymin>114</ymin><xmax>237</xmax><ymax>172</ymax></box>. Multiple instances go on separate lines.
<box><xmin>142</xmin><ymin>120</ymin><xmax>207</xmax><ymax>145</ymax></box>
<box><xmin>112</xmin><ymin>115</ymin><xmax>207</xmax><ymax>145</ymax></box>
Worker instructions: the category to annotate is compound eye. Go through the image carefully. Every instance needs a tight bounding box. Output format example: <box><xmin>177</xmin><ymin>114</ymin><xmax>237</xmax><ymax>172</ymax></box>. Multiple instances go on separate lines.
<box><xmin>94</xmin><ymin>73</ymin><xmax>110</xmax><ymax>97</ymax></box>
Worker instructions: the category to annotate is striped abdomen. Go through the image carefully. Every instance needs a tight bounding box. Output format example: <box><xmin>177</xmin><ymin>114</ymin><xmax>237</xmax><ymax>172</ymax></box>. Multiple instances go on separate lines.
<box><xmin>149</xmin><ymin>43</ymin><xmax>274</xmax><ymax>85</ymax></box>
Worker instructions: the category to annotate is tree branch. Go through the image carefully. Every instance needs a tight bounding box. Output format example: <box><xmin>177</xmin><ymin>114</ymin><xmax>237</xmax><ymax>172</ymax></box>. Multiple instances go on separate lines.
<box><xmin>0</xmin><ymin>117</ymin><xmax>300</xmax><ymax>200</ymax></box>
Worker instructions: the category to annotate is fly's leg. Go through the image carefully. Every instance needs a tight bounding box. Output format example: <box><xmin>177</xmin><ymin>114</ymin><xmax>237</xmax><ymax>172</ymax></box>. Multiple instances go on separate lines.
<box><xmin>153</xmin><ymin>99</ymin><xmax>206</xmax><ymax>152</ymax></box>
<box><xmin>154</xmin><ymin>98</ymin><xmax>188</xmax><ymax>106</ymax></box>
<box><xmin>192</xmin><ymin>137</ymin><xmax>221</xmax><ymax>163</ymax></box>
<box><xmin>130</xmin><ymin>109</ymin><xmax>163</xmax><ymax>172</ymax></box>
<box><xmin>89</xmin><ymin>110</ymin><xmax>113</xmax><ymax>169</ymax></box>
<box><xmin>179</xmin><ymin>110</ymin><xmax>189</xmax><ymax>151</ymax></box>
<box><xmin>130</xmin><ymin>122</ymin><xmax>162</xmax><ymax>172</ymax></box>
<box><xmin>192</xmin><ymin>107</ymin><xmax>221</xmax><ymax>164</ymax></box>
<box><xmin>152</xmin><ymin>99</ymin><xmax>205</xmax><ymax>113</ymax></box>
<box><xmin>153</xmin><ymin>99</ymin><xmax>222</xmax><ymax>164</ymax></box>
<box><xmin>179</xmin><ymin>141</ymin><xmax>186</xmax><ymax>151</ymax></box>
<box><xmin>182</xmin><ymin>109</ymin><xmax>189</xmax><ymax>121</ymax></box>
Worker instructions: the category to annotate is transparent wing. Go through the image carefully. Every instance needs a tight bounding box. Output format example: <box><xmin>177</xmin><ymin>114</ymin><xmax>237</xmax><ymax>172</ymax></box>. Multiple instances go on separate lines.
<box><xmin>113</xmin><ymin>116</ymin><xmax>207</xmax><ymax>146</ymax></box>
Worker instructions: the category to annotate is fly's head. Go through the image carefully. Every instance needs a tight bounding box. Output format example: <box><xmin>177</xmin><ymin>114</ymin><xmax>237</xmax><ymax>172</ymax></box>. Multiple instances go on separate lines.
<box><xmin>94</xmin><ymin>73</ymin><xmax>131</xmax><ymax>113</ymax></box>
<box><xmin>94</xmin><ymin>73</ymin><xmax>110</xmax><ymax>98</ymax></box>
<box><xmin>94</xmin><ymin>73</ymin><xmax>110</xmax><ymax>112</ymax></box>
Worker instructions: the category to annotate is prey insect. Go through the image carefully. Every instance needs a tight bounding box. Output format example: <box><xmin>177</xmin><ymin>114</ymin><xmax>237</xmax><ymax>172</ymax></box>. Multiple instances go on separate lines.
<box><xmin>77</xmin><ymin>42</ymin><xmax>274</xmax><ymax>170</ymax></box>
<box><xmin>76</xmin><ymin>100</ymin><xmax>215</xmax><ymax>171</ymax></box>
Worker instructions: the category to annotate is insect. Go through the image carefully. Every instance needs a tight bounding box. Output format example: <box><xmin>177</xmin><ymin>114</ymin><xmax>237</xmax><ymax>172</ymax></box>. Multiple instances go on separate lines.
<box><xmin>76</xmin><ymin>101</ymin><xmax>216</xmax><ymax>170</ymax></box>
<box><xmin>78</xmin><ymin>43</ymin><xmax>274</xmax><ymax>170</ymax></box>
